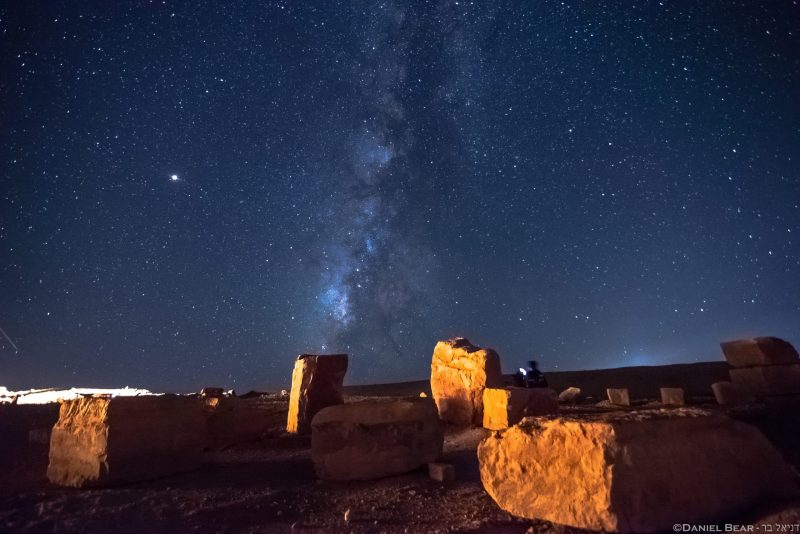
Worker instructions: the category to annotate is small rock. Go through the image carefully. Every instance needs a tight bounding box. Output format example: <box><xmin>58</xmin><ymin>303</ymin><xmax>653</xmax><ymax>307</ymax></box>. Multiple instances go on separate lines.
<box><xmin>606</xmin><ymin>388</ymin><xmax>630</xmax><ymax>406</ymax></box>
<box><xmin>557</xmin><ymin>386</ymin><xmax>582</xmax><ymax>403</ymax></box>
<box><xmin>660</xmin><ymin>387</ymin><xmax>686</xmax><ymax>406</ymax></box>
<box><xmin>428</xmin><ymin>462</ymin><xmax>455</xmax><ymax>482</ymax></box>
<box><xmin>344</xmin><ymin>508</ymin><xmax>351</xmax><ymax>522</ymax></box>
<box><xmin>430</xmin><ymin>337</ymin><xmax>503</xmax><ymax>425</ymax></box>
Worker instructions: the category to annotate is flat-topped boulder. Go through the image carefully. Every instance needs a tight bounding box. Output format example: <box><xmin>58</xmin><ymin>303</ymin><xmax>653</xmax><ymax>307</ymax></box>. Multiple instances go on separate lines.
<box><xmin>478</xmin><ymin>409</ymin><xmax>796</xmax><ymax>532</ymax></box>
<box><xmin>721</xmin><ymin>337</ymin><xmax>798</xmax><ymax>368</ymax></box>
<box><xmin>311</xmin><ymin>398</ymin><xmax>443</xmax><ymax>480</ymax></box>
<box><xmin>430</xmin><ymin>338</ymin><xmax>503</xmax><ymax>425</ymax></box>
<box><xmin>47</xmin><ymin>395</ymin><xmax>205</xmax><ymax>488</ymax></box>
<box><xmin>483</xmin><ymin>387</ymin><xmax>559</xmax><ymax>430</ymax></box>
<box><xmin>286</xmin><ymin>353</ymin><xmax>348</xmax><ymax>434</ymax></box>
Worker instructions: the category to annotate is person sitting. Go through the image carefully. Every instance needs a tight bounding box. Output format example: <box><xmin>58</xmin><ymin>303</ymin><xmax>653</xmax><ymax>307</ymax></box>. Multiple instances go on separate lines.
<box><xmin>514</xmin><ymin>360</ymin><xmax>548</xmax><ymax>388</ymax></box>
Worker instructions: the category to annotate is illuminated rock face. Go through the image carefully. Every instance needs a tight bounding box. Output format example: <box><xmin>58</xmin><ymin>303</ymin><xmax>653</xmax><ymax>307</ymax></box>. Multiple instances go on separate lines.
<box><xmin>47</xmin><ymin>396</ymin><xmax>204</xmax><ymax>488</ymax></box>
<box><xmin>430</xmin><ymin>338</ymin><xmax>503</xmax><ymax>425</ymax></box>
<box><xmin>286</xmin><ymin>354</ymin><xmax>348</xmax><ymax>434</ymax></box>
<box><xmin>478</xmin><ymin>409</ymin><xmax>797</xmax><ymax>532</ymax></box>
<box><xmin>483</xmin><ymin>387</ymin><xmax>559</xmax><ymax>430</ymax></box>
<box><xmin>720</xmin><ymin>337</ymin><xmax>799</xmax><ymax>368</ymax></box>
<box><xmin>311</xmin><ymin>398</ymin><xmax>443</xmax><ymax>480</ymax></box>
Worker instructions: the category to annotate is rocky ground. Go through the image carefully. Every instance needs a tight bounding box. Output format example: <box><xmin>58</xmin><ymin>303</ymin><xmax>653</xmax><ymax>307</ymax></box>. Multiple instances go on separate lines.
<box><xmin>2</xmin><ymin>364</ymin><xmax>800</xmax><ymax>533</ymax></box>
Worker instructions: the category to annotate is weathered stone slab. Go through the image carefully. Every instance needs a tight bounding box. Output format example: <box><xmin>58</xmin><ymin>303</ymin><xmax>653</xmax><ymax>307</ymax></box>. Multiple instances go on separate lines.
<box><xmin>286</xmin><ymin>353</ymin><xmax>348</xmax><ymax>434</ymax></box>
<box><xmin>483</xmin><ymin>388</ymin><xmax>530</xmax><ymax>430</ymax></box>
<box><xmin>203</xmin><ymin>396</ymin><xmax>285</xmax><ymax>450</ymax></box>
<box><xmin>430</xmin><ymin>338</ymin><xmax>503</xmax><ymax>425</ymax></box>
<box><xmin>730</xmin><ymin>364</ymin><xmax>800</xmax><ymax>397</ymax></box>
<box><xmin>47</xmin><ymin>396</ymin><xmax>205</xmax><ymax>488</ymax></box>
<box><xmin>525</xmin><ymin>388</ymin><xmax>559</xmax><ymax>416</ymax></box>
<box><xmin>311</xmin><ymin>398</ymin><xmax>443</xmax><ymax>480</ymax></box>
<box><xmin>557</xmin><ymin>386</ymin><xmax>582</xmax><ymax>403</ymax></box>
<box><xmin>721</xmin><ymin>337</ymin><xmax>799</xmax><ymax>368</ymax></box>
<box><xmin>428</xmin><ymin>462</ymin><xmax>455</xmax><ymax>482</ymax></box>
<box><xmin>606</xmin><ymin>388</ymin><xmax>630</xmax><ymax>406</ymax></box>
<box><xmin>478</xmin><ymin>409</ymin><xmax>797</xmax><ymax>532</ymax></box>
<box><xmin>484</xmin><ymin>388</ymin><xmax>560</xmax><ymax>430</ymax></box>
<box><xmin>660</xmin><ymin>387</ymin><xmax>686</xmax><ymax>406</ymax></box>
<box><xmin>711</xmin><ymin>381</ymin><xmax>752</xmax><ymax>405</ymax></box>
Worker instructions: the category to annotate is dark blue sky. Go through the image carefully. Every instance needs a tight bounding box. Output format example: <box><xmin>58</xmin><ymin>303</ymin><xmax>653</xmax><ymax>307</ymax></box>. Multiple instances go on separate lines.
<box><xmin>1</xmin><ymin>1</ymin><xmax>798</xmax><ymax>392</ymax></box>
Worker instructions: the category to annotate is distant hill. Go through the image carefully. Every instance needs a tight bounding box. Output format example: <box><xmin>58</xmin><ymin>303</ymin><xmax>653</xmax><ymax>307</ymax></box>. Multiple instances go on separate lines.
<box><xmin>343</xmin><ymin>361</ymin><xmax>731</xmax><ymax>400</ymax></box>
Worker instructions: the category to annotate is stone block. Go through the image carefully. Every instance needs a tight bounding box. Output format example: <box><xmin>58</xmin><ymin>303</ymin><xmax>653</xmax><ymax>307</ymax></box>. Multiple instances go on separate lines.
<box><xmin>430</xmin><ymin>338</ymin><xmax>503</xmax><ymax>425</ymax></box>
<box><xmin>720</xmin><ymin>337</ymin><xmax>799</xmax><ymax>368</ymax></box>
<box><xmin>286</xmin><ymin>353</ymin><xmax>348</xmax><ymax>434</ymax></box>
<box><xmin>428</xmin><ymin>462</ymin><xmax>455</xmax><ymax>482</ymax></box>
<box><xmin>311</xmin><ymin>398</ymin><xmax>443</xmax><ymax>480</ymax></box>
<box><xmin>483</xmin><ymin>388</ymin><xmax>560</xmax><ymax>430</ymax></box>
<box><xmin>483</xmin><ymin>387</ymin><xmax>530</xmax><ymax>430</ymax></box>
<box><xmin>606</xmin><ymin>388</ymin><xmax>630</xmax><ymax>406</ymax></box>
<box><xmin>478</xmin><ymin>409</ymin><xmax>797</xmax><ymax>532</ymax></box>
<box><xmin>660</xmin><ymin>387</ymin><xmax>686</xmax><ymax>406</ymax></box>
<box><xmin>711</xmin><ymin>381</ymin><xmax>753</xmax><ymax>405</ymax></box>
<box><xmin>47</xmin><ymin>395</ymin><xmax>205</xmax><ymax>488</ymax></box>
<box><xmin>525</xmin><ymin>388</ymin><xmax>559</xmax><ymax>416</ymax></box>
<box><xmin>730</xmin><ymin>364</ymin><xmax>800</xmax><ymax>397</ymax></box>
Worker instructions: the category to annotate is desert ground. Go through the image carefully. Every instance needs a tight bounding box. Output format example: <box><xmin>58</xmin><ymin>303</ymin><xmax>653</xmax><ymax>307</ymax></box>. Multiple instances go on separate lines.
<box><xmin>2</xmin><ymin>362</ymin><xmax>799</xmax><ymax>534</ymax></box>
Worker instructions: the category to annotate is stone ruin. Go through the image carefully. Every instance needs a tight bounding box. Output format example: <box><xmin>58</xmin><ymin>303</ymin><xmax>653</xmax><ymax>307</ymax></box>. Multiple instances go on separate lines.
<box><xmin>715</xmin><ymin>337</ymin><xmax>800</xmax><ymax>411</ymax></box>
<box><xmin>482</xmin><ymin>387</ymin><xmax>558</xmax><ymax>430</ymax></box>
<box><xmin>286</xmin><ymin>353</ymin><xmax>348</xmax><ymax>434</ymax></box>
<box><xmin>310</xmin><ymin>397</ymin><xmax>442</xmax><ymax>480</ymax></box>
<box><xmin>47</xmin><ymin>395</ymin><xmax>205</xmax><ymax>488</ymax></box>
<box><xmin>430</xmin><ymin>338</ymin><xmax>503</xmax><ymax>425</ymax></box>
<box><xmin>606</xmin><ymin>387</ymin><xmax>630</xmax><ymax>406</ymax></box>
<box><xmin>478</xmin><ymin>408</ymin><xmax>797</xmax><ymax>532</ymax></box>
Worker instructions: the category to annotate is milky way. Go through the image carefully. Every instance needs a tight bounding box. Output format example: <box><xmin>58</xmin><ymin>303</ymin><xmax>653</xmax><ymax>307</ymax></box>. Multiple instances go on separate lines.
<box><xmin>1</xmin><ymin>1</ymin><xmax>799</xmax><ymax>390</ymax></box>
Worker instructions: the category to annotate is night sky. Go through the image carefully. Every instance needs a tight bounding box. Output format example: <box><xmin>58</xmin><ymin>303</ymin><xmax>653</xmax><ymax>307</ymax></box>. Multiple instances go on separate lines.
<box><xmin>2</xmin><ymin>1</ymin><xmax>799</xmax><ymax>392</ymax></box>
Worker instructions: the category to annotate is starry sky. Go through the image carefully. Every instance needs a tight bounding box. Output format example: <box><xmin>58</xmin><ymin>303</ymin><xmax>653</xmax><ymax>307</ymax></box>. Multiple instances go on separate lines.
<box><xmin>1</xmin><ymin>1</ymin><xmax>799</xmax><ymax>392</ymax></box>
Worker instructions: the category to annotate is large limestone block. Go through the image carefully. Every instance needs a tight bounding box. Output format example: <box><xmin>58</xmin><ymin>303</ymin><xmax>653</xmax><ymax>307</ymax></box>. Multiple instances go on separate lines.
<box><xmin>478</xmin><ymin>409</ymin><xmax>797</xmax><ymax>532</ymax></box>
<box><xmin>286</xmin><ymin>353</ymin><xmax>347</xmax><ymax>434</ymax></box>
<box><xmin>311</xmin><ymin>398</ymin><xmax>443</xmax><ymax>480</ymax></box>
<box><xmin>483</xmin><ymin>388</ymin><xmax>560</xmax><ymax>430</ymax></box>
<box><xmin>524</xmin><ymin>388</ymin><xmax>559</xmax><ymax>416</ymax></box>
<box><xmin>47</xmin><ymin>396</ymin><xmax>204</xmax><ymax>488</ymax></box>
<box><xmin>204</xmin><ymin>396</ymin><xmax>286</xmax><ymax>450</ymax></box>
<box><xmin>430</xmin><ymin>338</ymin><xmax>503</xmax><ymax>425</ymax></box>
<box><xmin>711</xmin><ymin>381</ymin><xmax>753</xmax><ymax>405</ymax></box>
<box><xmin>730</xmin><ymin>364</ymin><xmax>800</xmax><ymax>397</ymax></box>
<box><xmin>483</xmin><ymin>388</ymin><xmax>530</xmax><ymax>430</ymax></box>
<box><xmin>721</xmin><ymin>337</ymin><xmax>799</xmax><ymax>368</ymax></box>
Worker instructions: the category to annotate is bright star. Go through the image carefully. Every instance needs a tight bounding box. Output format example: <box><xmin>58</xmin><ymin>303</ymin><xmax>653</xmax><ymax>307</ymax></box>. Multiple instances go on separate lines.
<box><xmin>170</xmin><ymin>174</ymin><xmax>179</xmax><ymax>181</ymax></box>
